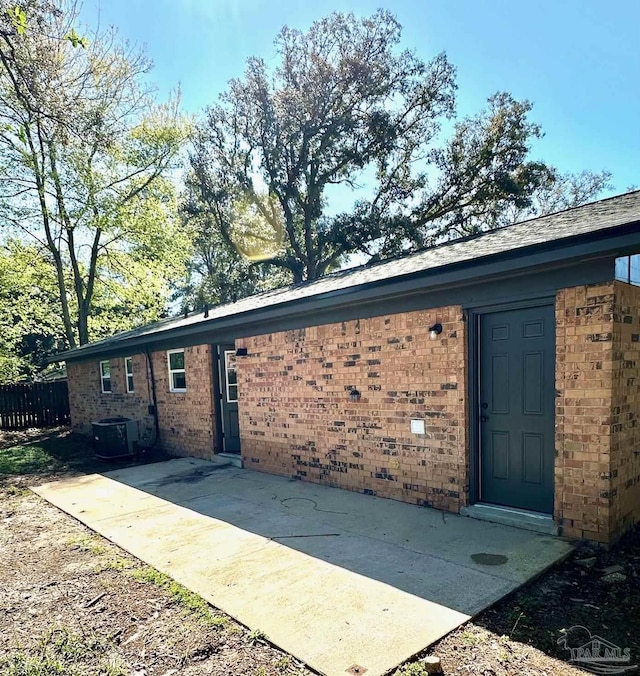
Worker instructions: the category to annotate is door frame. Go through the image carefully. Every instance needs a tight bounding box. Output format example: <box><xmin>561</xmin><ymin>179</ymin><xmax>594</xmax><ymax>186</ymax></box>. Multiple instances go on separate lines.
<box><xmin>212</xmin><ymin>344</ymin><xmax>224</xmax><ymax>454</ymax></box>
<box><xmin>212</xmin><ymin>343</ymin><xmax>241</xmax><ymax>454</ymax></box>
<box><xmin>466</xmin><ymin>295</ymin><xmax>556</xmax><ymax>508</ymax></box>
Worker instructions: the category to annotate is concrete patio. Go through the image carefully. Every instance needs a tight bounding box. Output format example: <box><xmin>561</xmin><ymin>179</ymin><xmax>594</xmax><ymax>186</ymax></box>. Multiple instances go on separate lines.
<box><xmin>34</xmin><ymin>457</ymin><xmax>573</xmax><ymax>676</ymax></box>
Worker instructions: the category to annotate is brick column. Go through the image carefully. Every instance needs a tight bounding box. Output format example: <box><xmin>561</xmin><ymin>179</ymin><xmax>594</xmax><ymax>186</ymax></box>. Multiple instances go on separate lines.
<box><xmin>555</xmin><ymin>283</ymin><xmax>616</xmax><ymax>542</ymax></box>
<box><xmin>610</xmin><ymin>281</ymin><xmax>640</xmax><ymax>539</ymax></box>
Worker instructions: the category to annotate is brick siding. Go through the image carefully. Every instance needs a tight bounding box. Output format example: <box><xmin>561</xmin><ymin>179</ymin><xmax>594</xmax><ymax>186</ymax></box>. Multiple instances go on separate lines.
<box><xmin>237</xmin><ymin>283</ymin><xmax>638</xmax><ymax>542</ymax></box>
<box><xmin>153</xmin><ymin>345</ymin><xmax>216</xmax><ymax>458</ymax></box>
<box><xmin>236</xmin><ymin>307</ymin><xmax>468</xmax><ymax>512</ymax></box>
<box><xmin>556</xmin><ymin>281</ymin><xmax>640</xmax><ymax>543</ymax></box>
<box><xmin>67</xmin><ymin>345</ymin><xmax>216</xmax><ymax>460</ymax></box>
<box><xmin>611</xmin><ymin>281</ymin><xmax>640</xmax><ymax>539</ymax></box>
<box><xmin>65</xmin><ymin>280</ymin><xmax>640</xmax><ymax>544</ymax></box>
<box><xmin>67</xmin><ymin>355</ymin><xmax>153</xmax><ymax>440</ymax></box>
<box><xmin>555</xmin><ymin>283</ymin><xmax>616</xmax><ymax>542</ymax></box>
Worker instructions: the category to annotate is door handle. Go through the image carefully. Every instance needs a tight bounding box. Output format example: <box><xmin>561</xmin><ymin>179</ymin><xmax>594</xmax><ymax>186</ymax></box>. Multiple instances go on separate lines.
<box><xmin>481</xmin><ymin>415</ymin><xmax>489</xmax><ymax>422</ymax></box>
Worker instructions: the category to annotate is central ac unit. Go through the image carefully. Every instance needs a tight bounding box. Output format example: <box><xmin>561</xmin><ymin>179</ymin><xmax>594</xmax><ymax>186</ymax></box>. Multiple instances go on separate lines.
<box><xmin>92</xmin><ymin>417</ymin><xmax>139</xmax><ymax>459</ymax></box>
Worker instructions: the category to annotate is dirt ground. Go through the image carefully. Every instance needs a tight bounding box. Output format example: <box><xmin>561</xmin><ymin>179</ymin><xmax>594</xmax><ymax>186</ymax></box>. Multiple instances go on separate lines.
<box><xmin>0</xmin><ymin>484</ymin><xmax>315</xmax><ymax>676</ymax></box>
<box><xmin>1</xmin><ymin>427</ymin><xmax>639</xmax><ymax>676</ymax></box>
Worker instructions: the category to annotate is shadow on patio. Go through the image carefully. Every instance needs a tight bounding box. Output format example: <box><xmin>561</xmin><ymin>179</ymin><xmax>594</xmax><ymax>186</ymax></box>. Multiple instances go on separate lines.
<box><xmin>34</xmin><ymin>455</ymin><xmax>573</xmax><ymax>676</ymax></box>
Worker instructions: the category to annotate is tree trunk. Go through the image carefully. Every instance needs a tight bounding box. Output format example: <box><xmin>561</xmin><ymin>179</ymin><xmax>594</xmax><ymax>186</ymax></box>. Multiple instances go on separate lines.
<box><xmin>23</xmin><ymin>124</ymin><xmax>78</xmax><ymax>348</ymax></box>
<box><xmin>77</xmin><ymin>301</ymin><xmax>90</xmax><ymax>345</ymax></box>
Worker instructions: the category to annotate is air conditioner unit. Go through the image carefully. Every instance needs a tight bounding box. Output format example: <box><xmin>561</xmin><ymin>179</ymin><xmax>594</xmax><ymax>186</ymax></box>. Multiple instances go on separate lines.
<box><xmin>92</xmin><ymin>417</ymin><xmax>139</xmax><ymax>460</ymax></box>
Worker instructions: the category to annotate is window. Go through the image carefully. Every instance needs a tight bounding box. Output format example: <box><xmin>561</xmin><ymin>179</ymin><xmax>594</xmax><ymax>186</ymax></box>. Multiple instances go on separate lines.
<box><xmin>125</xmin><ymin>357</ymin><xmax>134</xmax><ymax>393</ymax></box>
<box><xmin>224</xmin><ymin>350</ymin><xmax>238</xmax><ymax>402</ymax></box>
<box><xmin>615</xmin><ymin>254</ymin><xmax>640</xmax><ymax>286</ymax></box>
<box><xmin>100</xmin><ymin>360</ymin><xmax>111</xmax><ymax>393</ymax></box>
<box><xmin>168</xmin><ymin>349</ymin><xmax>186</xmax><ymax>392</ymax></box>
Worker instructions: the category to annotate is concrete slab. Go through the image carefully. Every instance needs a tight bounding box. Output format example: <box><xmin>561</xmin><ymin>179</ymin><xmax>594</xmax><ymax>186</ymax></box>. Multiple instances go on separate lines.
<box><xmin>461</xmin><ymin>503</ymin><xmax>559</xmax><ymax>535</ymax></box>
<box><xmin>34</xmin><ymin>458</ymin><xmax>573</xmax><ymax>676</ymax></box>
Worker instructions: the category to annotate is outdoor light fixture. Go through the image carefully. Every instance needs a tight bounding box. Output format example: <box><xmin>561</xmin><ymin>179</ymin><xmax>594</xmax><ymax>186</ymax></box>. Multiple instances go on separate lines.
<box><xmin>235</xmin><ymin>347</ymin><xmax>248</xmax><ymax>356</ymax></box>
<box><xmin>349</xmin><ymin>388</ymin><xmax>361</xmax><ymax>402</ymax></box>
<box><xmin>428</xmin><ymin>322</ymin><xmax>443</xmax><ymax>340</ymax></box>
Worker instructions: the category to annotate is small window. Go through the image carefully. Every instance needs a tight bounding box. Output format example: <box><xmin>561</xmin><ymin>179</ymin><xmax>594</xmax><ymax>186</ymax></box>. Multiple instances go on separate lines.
<box><xmin>224</xmin><ymin>350</ymin><xmax>238</xmax><ymax>402</ymax></box>
<box><xmin>615</xmin><ymin>254</ymin><xmax>640</xmax><ymax>286</ymax></box>
<box><xmin>100</xmin><ymin>360</ymin><xmax>111</xmax><ymax>393</ymax></box>
<box><xmin>125</xmin><ymin>357</ymin><xmax>134</xmax><ymax>393</ymax></box>
<box><xmin>168</xmin><ymin>349</ymin><xmax>186</xmax><ymax>392</ymax></box>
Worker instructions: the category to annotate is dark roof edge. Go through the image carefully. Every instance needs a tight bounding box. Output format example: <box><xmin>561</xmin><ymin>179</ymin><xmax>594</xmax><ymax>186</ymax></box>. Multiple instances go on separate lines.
<box><xmin>55</xmin><ymin>219</ymin><xmax>640</xmax><ymax>363</ymax></box>
<box><xmin>316</xmin><ymin>187</ymin><xmax>640</xmax><ymax>277</ymax></box>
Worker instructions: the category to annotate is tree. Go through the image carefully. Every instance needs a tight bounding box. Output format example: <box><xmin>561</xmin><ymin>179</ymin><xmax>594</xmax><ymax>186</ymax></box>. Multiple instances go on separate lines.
<box><xmin>190</xmin><ymin>10</ymin><xmax>610</xmax><ymax>282</ymax></box>
<box><xmin>84</xmin><ymin>177</ymin><xmax>191</xmax><ymax>338</ymax></box>
<box><xmin>0</xmin><ymin>0</ymin><xmax>189</xmax><ymax>347</ymax></box>
<box><xmin>0</xmin><ymin>239</ymin><xmax>66</xmax><ymax>382</ymax></box>
<box><xmin>177</xmin><ymin>212</ymin><xmax>290</xmax><ymax>311</ymax></box>
<box><xmin>179</xmin><ymin>173</ymin><xmax>293</xmax><ymax>310</ymax></box>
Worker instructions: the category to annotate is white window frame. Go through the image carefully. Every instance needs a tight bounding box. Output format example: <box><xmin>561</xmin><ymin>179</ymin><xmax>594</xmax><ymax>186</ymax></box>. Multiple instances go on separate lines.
<box><xmin>125</xmin><ymin>356</ymin><xmax>134</xmax><ymax>393</ymax></box>
<box><xmin>224</xmin><ymin>350</ymin><xmax>238</xmax><ymax>403</ymax></box>
<box><xmin>167</xmin><ymin>349</ymin><xmax>186</xmax><ymax>393</ymax></box>
<box><xmin>99</xmin><ymin>360</ymin><xmax>112</xmax><ymax>393</ymax></box>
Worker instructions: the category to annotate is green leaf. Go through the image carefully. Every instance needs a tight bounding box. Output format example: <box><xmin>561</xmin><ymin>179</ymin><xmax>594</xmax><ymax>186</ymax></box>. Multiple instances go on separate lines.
<box><xmin>64</xmin><ymin>28</ymin><xmax>89</xmax><ymax>49</ymax></box>
<box><xmin>7</xmin><ymin>6</ymin><xmax>27</xmax><ymax>34</ymax></box>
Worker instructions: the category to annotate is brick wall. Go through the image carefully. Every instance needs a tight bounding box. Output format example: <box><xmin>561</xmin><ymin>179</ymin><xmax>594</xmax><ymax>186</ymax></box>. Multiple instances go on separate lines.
<box><xmin>65</xmin><ymin>280</ymin><xmax>640</xmax><ymax>544</ymax></box>
<box><xmin>153</xmin><ymin>345</ymin><xmax>216</xmax><ymax>458</ymax></box>
<box><xmin>67</xmin><ymin>355</ymin><xmax>154</xmax><ymax>441</ymax></box>
<box><xmin>67</xmin><ymin>345</ymin><xmax>216</xmax><ymax>460</ymax></box>
<box><xmin>555</xmin><ymin>283</ymin><xmax>616</xmax><ymax>542</ymax></box>
<box><xmin>611</xmin><ymin>281</ymin><xmax>640</xmax><ymax>538</ymax></box>
<box><xmin>238</xmin><ymin>283</ymin><xmax>637</xmax><ymax>542</ymax></box>
<box><xmin>237</xmin><ymin>307</ymin><xmax>467</xmax><ymax>512</ymax></box>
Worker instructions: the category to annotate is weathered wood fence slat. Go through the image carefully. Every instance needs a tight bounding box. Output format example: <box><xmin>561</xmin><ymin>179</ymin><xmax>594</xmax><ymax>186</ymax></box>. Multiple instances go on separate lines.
<box><xmin>0</xmin><ymin>381</ymin><xmax>70</xmax><ymax>430</ymax></box>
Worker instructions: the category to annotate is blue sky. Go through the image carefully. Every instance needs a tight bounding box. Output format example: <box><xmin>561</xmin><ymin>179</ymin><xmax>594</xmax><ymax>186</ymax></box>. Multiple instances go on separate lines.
<box><xmin>81</xmin><ymin>0</ymin><xmax>639</xmax><ymax>195</ymax></box>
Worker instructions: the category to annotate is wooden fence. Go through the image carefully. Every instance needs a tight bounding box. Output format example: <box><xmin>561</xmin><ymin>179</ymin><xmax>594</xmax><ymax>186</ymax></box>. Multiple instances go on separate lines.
<box><xmin>0</xmin><ymin>381</ymin><xmax>70</xmax><ymax>430</ymax></box>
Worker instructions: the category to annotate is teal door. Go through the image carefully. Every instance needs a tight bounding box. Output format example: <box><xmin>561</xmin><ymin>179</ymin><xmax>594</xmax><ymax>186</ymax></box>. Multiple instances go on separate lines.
<box><xmin>217</xmin><ymin>345</ymin><xmax>241</xmax><ymax>454</ymax></box>
<box><xmin>479</xmin><ymin>305</ymin><xmax>555</xmax><ymax>513</ymax></box>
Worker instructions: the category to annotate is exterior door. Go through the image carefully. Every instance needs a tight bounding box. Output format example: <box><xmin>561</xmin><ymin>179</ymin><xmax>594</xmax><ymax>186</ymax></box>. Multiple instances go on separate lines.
<box><xmin>479</xmin><ymin>305</ymin><xmax>555</xmax><ymax>513</ymax></box>
<box><xmin>217</xmin><ymin>345</ymin><xmax>241</xmax><ymax>454</ymax></box>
